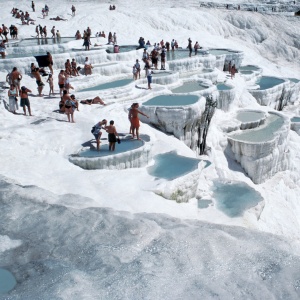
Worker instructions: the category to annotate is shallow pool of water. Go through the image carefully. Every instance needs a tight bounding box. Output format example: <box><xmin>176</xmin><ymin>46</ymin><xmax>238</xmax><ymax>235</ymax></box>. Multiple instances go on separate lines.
<box><xmin>217</xmin><ymin>83</ymin><xmax>232</xmax><ymax>90</ymax></box>
<box><xmin>236</xmin><ymin>111</ymin><xmax>265</xmax><ymax>123</ymax></box>
<box><xmin>166</xmin><ymin>50</ymin><xmax>191</xmax><ymax>61</ymax></box>
<box><xmin>80</xmin><ymin>79</ymin><xmax>132</xmax><ymax>92</ymax></box>
<box><xmin>9</xmin><ymin>37</ymin><xmax>74</xmax><ymax>47</ymax></box>
<box><xmin>288</xmin><ymin>78</ymin><xmax>300</xmax><ymax>83</ymax></box>
<box><xmin>171</xmin><ymin>82</ymin><xmax>207</xmax><ymax>93</ymax></box>
<box><xmin>212</xmin><ymin>180</ymin><xmax>263</xmax><ymax>217</ymax></box>
<box><xmin>230</xmin><ymin>114</ymin><xmax>284</xmax><ymax>142</ymax></box>
<box><xmin>240</xmin><ymin>70</ymin><xmax>253</xmax><ymax>75</ymax></box>
<box><xmin>256</xmin><ymin>76</ymin><xmax>285</xmax><ymax>90</ymax></box>
<box><xmin>152</xmin><ymin>72</ymin><xmax>173</xmax><ymax>77</ymax></box>
<box><xmin>239</xmin><ymin>65</ymin><xmax>260</xmax><ymax>72</ymax></box>
<box><xmin>0</xmin><ymin>268</ymin><xmax>16</xmax><ymax>294</ymax></box>
<box><xmin>143</xmin><ymin>94</ymin><xmax>199</xmax><ymax>106</ymax></box>
<box><xmin>78</xmin><ymin>139</ymin><xmax>144</xmax><ymax>158</ymax></box>
<box><xmin>291</xmin><ymin>117</ymin><xmax>300</xmax><ymax>122</ymax></box>
<box><xmin>147</xmin><ymin>152</ymin><xmax>201</xmax><ymax>180</ymax></box>
<box><xmin>209</xmin><ymin>49</ymin><xmax>236</xmax><ymax>55</ymax></box>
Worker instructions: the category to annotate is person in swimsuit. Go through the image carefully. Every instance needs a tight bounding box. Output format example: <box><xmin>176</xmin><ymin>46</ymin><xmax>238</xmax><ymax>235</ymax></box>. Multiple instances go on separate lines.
<box><xmin>105</xmin><ymin>120</ymin><xmax>119</xmax><ymax>151</ymax></box>
<box><xmin>61</xmin><ymin>90</ymin><xmax>74</xmax><ymax>122</ymax></box>
<box><xmin>11</xmin><ymin>67</ymin><xmax>22</xmax><ymax>91</ymax></box>
<box><xmin>20</xmin><ymin>86</ymin><xmax>32</xmax><ymax>116</ymax></box>
<box><xmin>46</xmin><ymin>52</ymin><xmax>53</xmax><ymax>74</ymax></box>
<box><xmin>80</xmin><ymin>96</ymin><xmax>106</xmax><ymax>105</ymax></box>
<box><xmin>58</xmin><ymin>70</ymin><xmax>65</xmax><ymax>97</ymax></box>
<box><xmin>47</xmin><ymin>74</ymin><xmax>54</xmax><ymax>96</ymax></box>
<box><xmin>92</xmin><ymin>119</ymin><xmax>107</xmax><ymax>151</ymax></box>
<box><xmin>0</xmin><ymin>40</ymin><xmax>7</xmax><ymax>58</ymax></box>
<box><xmin>71</xmin><ymin>58</ymin><xmax>79</xmax><ymax>76</ymax></box>
<box><xmin>8</xmin><ymin>84</ymin><xmax>18</xmax><ymax>114</ymax></box>
<box><xmin>128</xmin><ymin>103</ymin><xmax>149</xmax><ymax>140</ymax></box>
<box><xmin>32</xmin><ymin>68</ymin><xmax>44</xmax><ymax>96</ymax></box>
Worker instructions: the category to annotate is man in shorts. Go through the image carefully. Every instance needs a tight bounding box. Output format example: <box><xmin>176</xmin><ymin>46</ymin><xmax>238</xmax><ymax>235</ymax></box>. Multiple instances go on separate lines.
<box><xmin>58</xmin><ymin>70</ymin><xmax>65</xmax><ymax>96</ymax></box>
<box><xmin>20</xmin><ymin>86</ymin><xmax>32</xmax><ymax>116</ymax></box>
<box><xmin>11</xmin><ymin>67</ymin><xmax>22</xmax><ymax>91</ymax></box>
<box><xmin>32</xmin><ymin>68</ymin><xmax>44</xmax><ymax>96</ymax></box>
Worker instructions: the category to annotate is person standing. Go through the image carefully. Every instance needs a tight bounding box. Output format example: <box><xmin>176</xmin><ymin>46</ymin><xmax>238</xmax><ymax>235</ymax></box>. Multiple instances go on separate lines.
<box><xmin>71</xmin><ymin>5</ymin><xmax>76</xmax><ymax>16</ymax></box>
<box><xmin>51</xmin><ymin>26</ymin><xmax>55</xmax><ymax>38</ymax></box>
<box><xmin>194</xmin><ymin>41</ymin><xmax>200</xmax><ymax>55</ymax></box>
<box><xmin>62</xmin><ymin>90</ymin><xmax>74</xmax><ymax>122</ymax></box>
<box><xmin>46</xmin><ymin>52</ymin><xmax>53</xmax><ymax>74</ymax></box>
<box><xmin>188</xmin><ymin>38</ymin><xmax>192</xmax><ymax>57</ymax></box>
<box><xmin>32</xmin><ymin>68</ymin><xmax>44</xmax><ymax>96</ymax></box>
<box><xmin>32</xmin><ymin>1</ymin><xmax>35</xmax><ymax>12</ymax></box>
<box><xmin>113</xmin><ymin>32</ymin><xmax>117</xmax><ymax>44</ymax></box>
<box><xmin>2</xmin><ymin>24</ymin><xmax>9</xmax><ymax>42</ymax></box>
<box><xmin>58</xmin><ymin>70</ymin><xmax>65</xmax><ymax>97</ymax></box>
<box><xmin>0</xmin><ymin>40</ymin><xmax>7</xmax><ymax>58</ymax></box>
<box><xmin>105</xmin><ymin>120</ymin><xmax>119</xmax><ymax>151</ymax></box>
<box><xmin>135</xmin><ymin>59</ymin><xmax>141</xmax><ymax>79</ymax></box>
<box><xmin>20</xmin><ymin>86</ymin><xmax>32</xmax><ymax>116</ymax></box>
<box><xmin>11</xmin><ymin>67</ymin><xmax>22</xmax><ymax>91</ymax></box>
<box><xmin>35</xmin><ymin>25</ymin><xmax>39</xmax><ymax>38</ymax></box>
<box><xmin>71</xmin><ymin>58</ymin><xmax>79</xmax><ymax>76</ymax></box>
<box><xmin>47</xmin><ymin>74</ymin><xmax>54</xmax><ymax>96</ymax></box>
<box><xmin>146</xmin><ymin>67</ymin><xmax>152</xmax><ymax>90</ymax></box>
<box><xmin>8</xmin><ymin>84</ymin><xmax>18</xmax><ymax>114</ymax></box>
<box><xmin>91</xmin><ymin>119</ymin><xmax>107</xmax><ymax>151</ymax></box>
<box><xmin>43</xmin><ymin>26</ymin><xmax>47</xmax><ymax>38</ymax></box>
<box><xmin>160</xmin><ymin>46</ymin><xmax>166</xmax><ymax>70</ymax></box>
<box><xmin>129</xmin><ymin>103</ymin><xmax>149</xmax><ymax>140</ymax></box>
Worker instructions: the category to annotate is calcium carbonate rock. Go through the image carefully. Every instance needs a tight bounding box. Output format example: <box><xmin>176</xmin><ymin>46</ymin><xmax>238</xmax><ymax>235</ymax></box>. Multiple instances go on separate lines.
<box><xmin>228</xmin><ymin>112</ymin><xmax>290</xmax><ymax>184</ymax></box>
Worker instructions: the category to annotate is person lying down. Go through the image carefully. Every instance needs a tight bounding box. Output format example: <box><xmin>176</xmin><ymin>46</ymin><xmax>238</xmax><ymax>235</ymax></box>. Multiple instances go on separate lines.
<box><xmin>80</xmin><ymin>96</ymin><xmax>106</xmax><ymax>105</ymax></box>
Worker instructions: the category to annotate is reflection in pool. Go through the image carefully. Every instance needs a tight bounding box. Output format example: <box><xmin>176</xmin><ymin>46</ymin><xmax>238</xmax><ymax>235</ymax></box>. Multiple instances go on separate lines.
<box><xmin>79</xmin><ymin>79</ymin><xmax>132</xmax><ymax>92</ymax></box>
<box><xmin>171</xmin><ymin>82</ymin><xmax>207</xmax><ymax>93</ymax></box>
<box><xmin>212</xmin><ymin>180</ymin><xmax>263</xmax><ymax>217</ymax></box>
<box><xmin>147</xmin><ymin>152</ymin><xmax>201</xmax><ymax>180</ymax></box>
<box><xmin>255</xmin><ymin>76</ymin><xmax>285</xmax><ymax>90</ymax></box>
<box><xmin>143</xmin><ymin>95</ymin><xmax>199</xmax><ymax>106</ymax></box>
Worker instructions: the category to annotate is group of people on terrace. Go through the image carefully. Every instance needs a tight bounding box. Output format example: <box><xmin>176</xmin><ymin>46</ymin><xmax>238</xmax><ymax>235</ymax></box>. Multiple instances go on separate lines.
<box><xmin>11</xmin><ymin>8</ymin><xmax>36</xmax><ymax>25</ymax></box>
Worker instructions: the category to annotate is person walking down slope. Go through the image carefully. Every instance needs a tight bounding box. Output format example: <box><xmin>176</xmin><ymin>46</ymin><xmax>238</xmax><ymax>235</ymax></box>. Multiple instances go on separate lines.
<box><xmin>71</xmin><ymin>5</ymin><xmax>76</xmax><ymax>16</ymax></box>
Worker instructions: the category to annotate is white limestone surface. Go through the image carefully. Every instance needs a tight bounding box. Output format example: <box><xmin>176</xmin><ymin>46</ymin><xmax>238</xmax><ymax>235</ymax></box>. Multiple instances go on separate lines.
<box><xmin>139</xmin><ymin>96</ymin><xmax>205</xmax><ymax>149</ymax></box>
<box><xmin>228</xmin><ymin>112</ymin><xmax>290</xmax><ymax>184</ymax></box>
<box><xmin>69</xmin><ymin>138</ymin><xmax>152</xmax><ymax>170</ymax></box>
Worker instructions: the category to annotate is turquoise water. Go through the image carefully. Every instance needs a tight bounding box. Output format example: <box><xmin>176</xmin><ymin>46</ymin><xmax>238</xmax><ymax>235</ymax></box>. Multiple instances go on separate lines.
<box><xmin>171</xmin><ymin>82</ymin><xmax>207</xmax><ymax>93</ymax></box>
<box><xmin>240</xmin><ymin>70</ymin><xmax>253</xmax><ymax>75</ymax></box>
<box><xmin>256</xmin><ymin>76</ymin><xmax>285</xmax><ymax>90</ymax></box>
<box><xmin>0</xmin><ymin>268</ymin><xmax>16</xmax><ymax>294</ymax></box>
<box><xmin>107</xmin><ymin>45</ymin><xmax>138</xmax><ymax>53</ymax></box>
<box><xmin>240</xmin><ymin>65</ymin><xmax>260</xmax><ymax>71</ymax></box>
<box><xmin>236</xmin><ymin>111</ymin><xmax>265</xmax><ymax>123</ymax></box>
<box><xmin>230</xmin><ymin>114</ymin><xmax>284</xmax><ymax>142</ymax></box>
<box><xmin>152</xmin><ymin>72</ymin><xmax>173</xmax><ymax>77</ymax></box>
<box><xmin>78</xmin><ymin>139</ymin><xmax>144</xmax><ymax>158</ymax></box>
<box><xmin>166</xmin><ymin>50</ymin><xmax>190</xmax><ymax>61</ymax></box>
<box><xmin>147</xmin><ymin>152</ymin><xmax>200</xmax><ymax>180</ymax></box>
<box><xmin>10</xmin><ymin>37</ymin><xmax>74</xmax><ymax>47</ymax></box>
<box><xmin>288</xmin><ymin>78</ymin><xmax>300</xmax><ymax>83</ymax></box>
<box><xmin>291</xmin><ymin>117</ymin><xmax>300</xmax><ymax>122</ymax></box>
<box><xmin>80</xmin><ymin>79</ymin><xmax>132</xmax><ymax>92</ymax></box>
<box><xmin>143</xmin><ymin>94</ymin><xmax>199</xmax><ymax>106</ymax></box>
<box><xmin>209</xmin><ymin>49</ymin><xmax>236</xmax><ymax>55</ymax></box>
<box><xmin>212</xmin><ymin>180</ymin><xmax>263</xmax><ymax>217</ymax></box>
<box><xmin>217</xmin><ymin>84</ymin><xmax>232</xmax><ymax>90</ymax></box>
<box><xmin>198</xmin><ymin>199</ymin><xmax>213</xmax><ymax>209</ymax></box>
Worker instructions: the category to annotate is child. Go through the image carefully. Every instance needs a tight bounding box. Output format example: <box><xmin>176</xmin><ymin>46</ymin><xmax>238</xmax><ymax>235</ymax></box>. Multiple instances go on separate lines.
<box><xmin>105</xmin><ymin>120</ymin><xmax>119</xmax><ymax>151</ymax></box>
<box><xmin>132</xmin><ymin>65</ymin><xmax>137</xmax><ymax>80</ymax></box>
<box><xmin>47</xmin><ymin>74</ymin><xmax>54</xmax><ymax>96</ymax></box>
